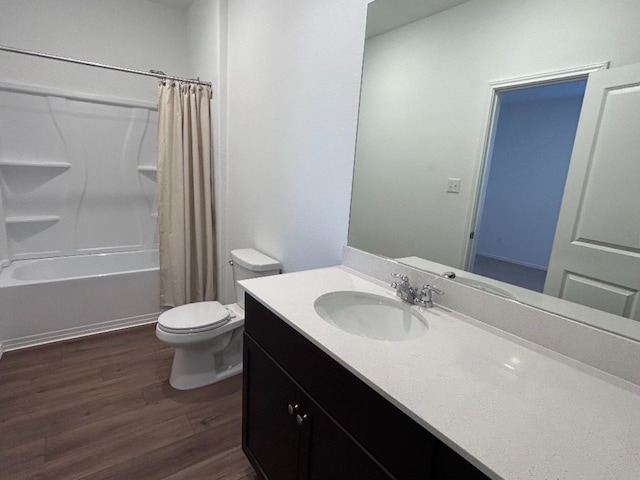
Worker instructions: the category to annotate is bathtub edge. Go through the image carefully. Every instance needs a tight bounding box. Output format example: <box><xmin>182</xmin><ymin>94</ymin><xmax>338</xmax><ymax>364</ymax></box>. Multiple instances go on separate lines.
<box><xmin>2</xmin><ymin>312</ymin><xmax>162</xmax><ymax>352</ymax></box>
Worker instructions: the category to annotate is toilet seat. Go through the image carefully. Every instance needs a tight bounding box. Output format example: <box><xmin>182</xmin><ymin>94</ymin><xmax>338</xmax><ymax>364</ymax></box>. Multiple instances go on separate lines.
<box><xmin>158</xmin><ymin>301</ymin><xmax>230</xmax><ymax>334</ymax></box>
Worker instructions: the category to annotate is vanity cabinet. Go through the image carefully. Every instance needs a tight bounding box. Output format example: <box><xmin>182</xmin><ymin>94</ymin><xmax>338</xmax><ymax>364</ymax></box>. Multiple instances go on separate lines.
<box><xmin>244</xmin><ymin>335</ymin><xmax>392</xmax><ymax>479</ymax></box>
<box><xmin>242</xmin><ymin>294</ymin><xmax>490</xmax><ymax>480</ymax></box>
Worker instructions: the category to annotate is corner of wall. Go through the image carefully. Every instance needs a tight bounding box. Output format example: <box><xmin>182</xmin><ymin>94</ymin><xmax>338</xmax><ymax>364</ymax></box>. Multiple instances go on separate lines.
<box><xmin>0</xmin><ymin>192</ymin><xmax>9</xmax><ymax>266</ymax></box>
<box><xmin>216</xmin><ymin>0</ymin><xmax>232</xmax><ymax>304</ymax></box>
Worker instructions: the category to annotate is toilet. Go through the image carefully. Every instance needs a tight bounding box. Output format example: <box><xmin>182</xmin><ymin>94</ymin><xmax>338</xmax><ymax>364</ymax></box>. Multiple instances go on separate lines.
<box><xmin>156</xmin><ymin>248</ymin><xmax>281</xmax><ymax>390</ymax></box>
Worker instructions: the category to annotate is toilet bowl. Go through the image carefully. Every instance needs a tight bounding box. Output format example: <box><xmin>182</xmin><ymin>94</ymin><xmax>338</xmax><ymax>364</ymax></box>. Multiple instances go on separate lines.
<box><xmin>156</xmin><ymin>249</ymin><xmax>281</xmax><ymax>390</ymax></box>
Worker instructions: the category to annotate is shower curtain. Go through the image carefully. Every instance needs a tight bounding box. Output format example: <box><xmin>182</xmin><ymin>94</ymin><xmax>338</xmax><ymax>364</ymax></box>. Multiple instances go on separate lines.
<box><xmin>157</xmin><ymin>81</ymin><xmax>216</xmax><ymax>307</ymax></box>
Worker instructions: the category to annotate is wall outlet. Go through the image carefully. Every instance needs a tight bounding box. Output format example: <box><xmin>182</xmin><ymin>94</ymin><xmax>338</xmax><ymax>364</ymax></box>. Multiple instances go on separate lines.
<box><xmin>447</xmin><ymin>177</ymin><xmax>461</xmax><ymax>193</ymax></box>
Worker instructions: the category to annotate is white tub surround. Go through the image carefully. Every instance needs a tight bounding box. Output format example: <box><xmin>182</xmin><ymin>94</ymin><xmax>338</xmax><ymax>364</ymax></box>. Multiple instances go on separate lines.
<box><xmin>0</xmin><ymin>83</ymin><xmax>158</xmax><ymax>265</ymax></box>
<box><xmin>0</xmin><ymin>250</ymin><xmax>162</xmax><ymax>350</ymax></box>
<box><xmin>241</xmin><ymin>266</ymin><xmax>640</xmax><ymax>480</ymax></box>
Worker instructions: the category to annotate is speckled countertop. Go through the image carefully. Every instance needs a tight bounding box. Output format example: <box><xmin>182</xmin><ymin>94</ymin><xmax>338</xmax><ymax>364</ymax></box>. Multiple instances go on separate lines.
<box><xmin>241</xmin><ymin>266</ymin><xmax>640</xmax><ymax>480</ymax></box>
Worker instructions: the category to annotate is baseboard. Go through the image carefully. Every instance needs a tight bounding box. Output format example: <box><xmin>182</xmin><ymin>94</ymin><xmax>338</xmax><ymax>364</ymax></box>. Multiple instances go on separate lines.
<box><xmin>475</xmin><ymin>253</ymin><xmax>547</xmax><ymax>272</ymax></box>
<box><xmin>1</xmin><ymin>312</ymin><xmax>162</xmax><ymax>352</ymax></box>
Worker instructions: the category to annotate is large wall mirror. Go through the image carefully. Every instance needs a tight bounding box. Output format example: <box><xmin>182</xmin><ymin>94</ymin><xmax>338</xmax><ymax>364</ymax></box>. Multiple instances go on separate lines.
<box><xmin>349</xmin><ymin>0</ymin><xmax>640</xmax><ymax>341</ymax></box>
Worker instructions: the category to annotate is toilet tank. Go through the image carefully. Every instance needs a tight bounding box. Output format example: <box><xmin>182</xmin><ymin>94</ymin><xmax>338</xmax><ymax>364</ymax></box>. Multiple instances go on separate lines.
<box><xmin>231</xmin><ymin>248</ymin><xmax>281</xmax><ymax>309</ymax></box>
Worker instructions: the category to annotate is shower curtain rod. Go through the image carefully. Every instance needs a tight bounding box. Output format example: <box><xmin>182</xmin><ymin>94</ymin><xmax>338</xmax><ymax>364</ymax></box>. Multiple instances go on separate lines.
<box><xmin>0</xmin><ymin>44</ymin><xmax>212</xmax><ymax>87</ymax></box>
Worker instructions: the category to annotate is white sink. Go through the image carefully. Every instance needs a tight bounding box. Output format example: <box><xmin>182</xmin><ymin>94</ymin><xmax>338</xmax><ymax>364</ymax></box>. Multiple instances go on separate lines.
<box><xmin>313</xmin><ymin>291</ymin><xmax>428</xmax><ymax>341</ymax></box>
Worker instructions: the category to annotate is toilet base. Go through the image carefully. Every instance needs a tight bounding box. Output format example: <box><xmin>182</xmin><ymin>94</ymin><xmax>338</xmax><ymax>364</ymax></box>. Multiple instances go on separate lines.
<box><xmin>157</xmin><ymin>303</ymin><xmax>246</xmax><ymax>390</ymax></box>
<box><xmin>169</xmin><ymin>345</ymin><xmax>243</xmax><ymax>390</ymax></box>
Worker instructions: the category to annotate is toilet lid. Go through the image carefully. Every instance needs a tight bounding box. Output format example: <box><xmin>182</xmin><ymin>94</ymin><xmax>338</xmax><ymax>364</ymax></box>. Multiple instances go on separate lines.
<box><xmin>158</xmin><ymin>301</ymin><xmax>230</xmax><ymax>333</ymax></box>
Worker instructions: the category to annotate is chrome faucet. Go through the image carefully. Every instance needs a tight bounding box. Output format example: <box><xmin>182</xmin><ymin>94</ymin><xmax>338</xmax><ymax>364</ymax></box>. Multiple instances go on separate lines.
<box><xmin>390</xmin><ymin>273</ymin><xmax>417</xmax><ymax>303</ymax></box>
<box><xmin>391</xmin><ymin>273</ymin><xmax>443</xmax><ymax>308</ymax></box>
<box><xmin>416</xmin><ymin>284</ymin><xmax>444</xmax><ymax>308</ymax></box>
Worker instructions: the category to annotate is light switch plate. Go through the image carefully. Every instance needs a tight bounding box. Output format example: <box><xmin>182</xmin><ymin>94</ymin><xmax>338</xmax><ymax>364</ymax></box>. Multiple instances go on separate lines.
<box><xmin>447</xmin><ymin>177</ymin><xmax>461</xmax><ymax>193</ymax></box>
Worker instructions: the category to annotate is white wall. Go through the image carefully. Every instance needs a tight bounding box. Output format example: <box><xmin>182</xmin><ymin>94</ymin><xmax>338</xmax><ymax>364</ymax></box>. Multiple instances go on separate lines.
<box><xmin>222</xmin><ymin>0</ymin><xmax>370</xmax><ymax>303</ymax></box>
<box><xmin>350</xmin><ymin>0</ymin><xmax>640</xmax><ymax>269</ymax></box>
<box><xmin>0</xmin><ymin>0</ymin><xmax>190</xmax><ymax>103</ymax></box>
<box><xmin>187</xmin><ymin>0</ymin><xmax>224</xmax><ymax>82</ymax></box>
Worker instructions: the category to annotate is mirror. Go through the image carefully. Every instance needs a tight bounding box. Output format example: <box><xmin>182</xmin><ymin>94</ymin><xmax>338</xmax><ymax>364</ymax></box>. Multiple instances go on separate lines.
<box><xmin>349</xmin><ymin>0</ymin><xmax>640</xmax><ymax>341</ymax></box>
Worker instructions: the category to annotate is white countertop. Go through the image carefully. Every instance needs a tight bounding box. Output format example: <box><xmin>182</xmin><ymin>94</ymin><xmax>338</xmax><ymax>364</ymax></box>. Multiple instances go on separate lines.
<box><xmin>241</xmin><ymin>266</ymin><xmax>640</xmax><ymax>480</ymax></box>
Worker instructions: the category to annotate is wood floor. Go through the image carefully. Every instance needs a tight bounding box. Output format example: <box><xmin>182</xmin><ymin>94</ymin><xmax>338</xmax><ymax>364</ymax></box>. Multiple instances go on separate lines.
<box><xmin>0</xmin><ymin>324</ymin><xmax>260</xmax><ymax>480</ymax></box>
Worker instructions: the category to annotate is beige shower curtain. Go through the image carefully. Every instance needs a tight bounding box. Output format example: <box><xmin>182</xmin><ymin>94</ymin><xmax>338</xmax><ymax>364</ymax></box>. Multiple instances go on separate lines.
<box><xmin>157</xmin><ymin>81</ymin><xmax>216</xmax><ymax>307</ymax></box>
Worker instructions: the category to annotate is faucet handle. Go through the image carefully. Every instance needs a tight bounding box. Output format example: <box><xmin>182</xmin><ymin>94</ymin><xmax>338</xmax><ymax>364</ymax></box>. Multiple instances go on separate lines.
<box><xmin>421</xmin><ymin>284</ymin><xmax>444</xmax><ymax>296</ymax></box>
<box><xmin>415</xmin><ymin>284</ymin><xmax>444</xmax><ymax>308</ymax></box>
<box><xmin>391</xmin><ymin>273</ymin><xmax>409</xmax><ymax>283</ymax></box>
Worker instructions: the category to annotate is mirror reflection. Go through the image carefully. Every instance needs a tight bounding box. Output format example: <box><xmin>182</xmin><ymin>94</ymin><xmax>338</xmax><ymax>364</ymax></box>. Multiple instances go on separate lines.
<box><xmin>349</xmin><ymin>0</ymin><xmax>640</xmax><ymax>340</ymax></box>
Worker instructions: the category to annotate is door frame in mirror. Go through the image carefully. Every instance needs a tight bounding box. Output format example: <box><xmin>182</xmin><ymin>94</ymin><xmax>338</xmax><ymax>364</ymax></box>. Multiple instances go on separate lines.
<box><xmin>464</xmin><ymin>62</ymin><xmax>610</xmax><ymax>272</ymax></box>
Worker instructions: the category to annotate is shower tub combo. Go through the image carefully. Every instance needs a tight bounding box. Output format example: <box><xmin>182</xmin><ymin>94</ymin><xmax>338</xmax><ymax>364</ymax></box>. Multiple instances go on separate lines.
<box><xmin>0</xmin><ymin>84</ymin><xmax>161</xmax><ymax>353</ymax></box>
<box><xmin>0</xmin><ymin>250</ymin><xmax>162</xmax><ymax>351</ymax></box>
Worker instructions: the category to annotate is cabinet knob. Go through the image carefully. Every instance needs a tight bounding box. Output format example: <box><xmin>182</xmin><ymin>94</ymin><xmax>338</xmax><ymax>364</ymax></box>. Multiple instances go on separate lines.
<box><xmin>296</xmin><ymin>414</ymin><xmax>308</xmax><ymax>426</ymax></box>
<box><xmin>287</xmin><ymin>403</ymin><xmax>299</xmax><ymax>415</ymax></box>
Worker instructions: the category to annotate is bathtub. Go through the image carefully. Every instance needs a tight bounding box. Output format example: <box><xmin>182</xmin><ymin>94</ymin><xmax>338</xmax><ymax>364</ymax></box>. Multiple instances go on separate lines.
<box><xmin>0</xmin><ymin>250</ymin><xmax>162</xmax><ymax>351</ymax></box>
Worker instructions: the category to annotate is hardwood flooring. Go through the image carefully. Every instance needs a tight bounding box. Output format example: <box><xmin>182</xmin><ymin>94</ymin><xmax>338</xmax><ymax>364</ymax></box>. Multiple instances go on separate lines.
<box><xmin>0</xmin><ymin>324</ymin><xmax>259</xmax><ymax>479</ymax></box>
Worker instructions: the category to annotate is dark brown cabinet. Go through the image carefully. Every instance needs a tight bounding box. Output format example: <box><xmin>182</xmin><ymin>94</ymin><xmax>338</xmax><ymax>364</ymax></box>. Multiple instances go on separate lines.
<box><xmin>243</xmin><ymin>336</ymin><xmax>300</xmax><ymax>480</ymax></box>
<box><xmin>431</xmin><ymin>441</ymin><xmax>492</xmax><ymax>480</ymax></box>
<box><xmin>244</xmin><ymin>335</ymin><xmax>392</xmax><ymax>480</ymax></box>
<box><xmin>242</xmin><ymin>294</ymin><xmax>490</xmax><ymax>480</ymax></box>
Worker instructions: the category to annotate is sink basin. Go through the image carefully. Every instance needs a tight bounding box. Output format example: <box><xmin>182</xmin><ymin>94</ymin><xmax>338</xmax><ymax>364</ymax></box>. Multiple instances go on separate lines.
<box><xmin>313</xmin><ymin>291</ymin><xmax>428</xmax><ymax>341</ymax></box>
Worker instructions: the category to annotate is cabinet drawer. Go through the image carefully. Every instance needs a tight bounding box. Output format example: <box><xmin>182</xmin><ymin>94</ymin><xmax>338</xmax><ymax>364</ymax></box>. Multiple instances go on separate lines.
<box><xmin>245</xmin><ymin>294</ymin><xmax>435</xmax><ymax>479</ymax></box>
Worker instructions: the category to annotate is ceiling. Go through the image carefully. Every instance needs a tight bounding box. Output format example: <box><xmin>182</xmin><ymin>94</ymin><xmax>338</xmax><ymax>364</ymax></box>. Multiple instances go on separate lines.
<box><xmin>366</xmin><ymin>0</ymin><xmax>471</xmax><ymax>39</ymax></box>
<box><xmin>146</xmin><ymin>0</ymin><xmax>469</xmax><ymax>30</ymax></box>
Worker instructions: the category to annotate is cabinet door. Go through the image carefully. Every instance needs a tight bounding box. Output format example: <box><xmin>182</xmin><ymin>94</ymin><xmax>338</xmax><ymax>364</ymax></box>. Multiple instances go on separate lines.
<box><xmin>304</xmin><ymin>400</ymin><xmax>392</xmax><ymax>480</ymax></box>
<box><xmin>431</xmin><ymin>442</ymin><xmax>490</xmax><ymax>480</ymax></box>
<box><xmin>243</xmin><ymin>334</ymin><xmax>301</xmax><ymax>480</ymax></box>
<box><xmin>243</xmin><ymin>334</ymin><xmax>392</xmax><ymax>480</ymax></box>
